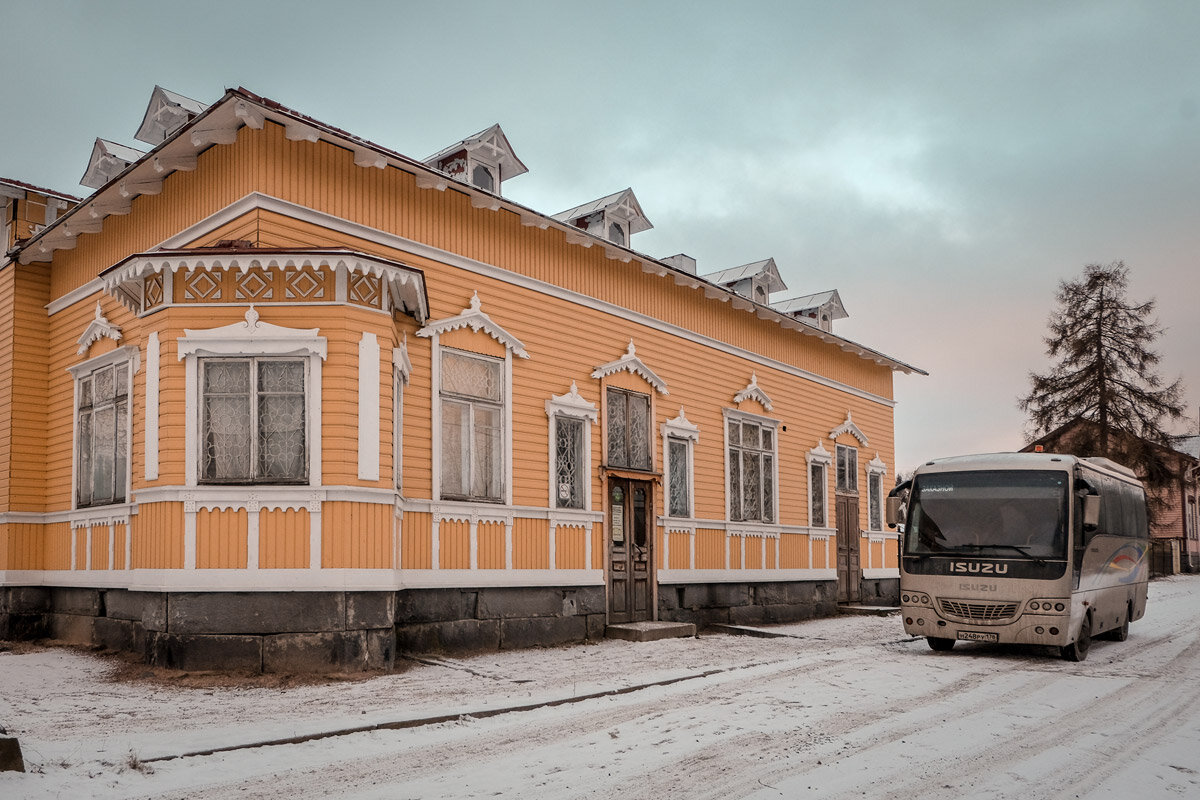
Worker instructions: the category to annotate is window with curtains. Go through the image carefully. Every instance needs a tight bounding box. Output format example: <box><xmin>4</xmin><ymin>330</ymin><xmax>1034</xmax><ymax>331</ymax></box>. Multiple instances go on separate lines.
<box><xmin>667</xmin><ymin>436</ymin><xmax>692</xmax><ymax>517</ymax></box>
<box><xmin>440</xmin><ymin>348</ymin><xmax>503</xmax><ymax>502</ymax></box>
<box><xmin>810</xmin><ymin>462</ymin><xmax>827</xmax><ymax>527</ymax></box>
<box><xmin>200</xmin><ymin>358</ymin><xmax>307</xmax><ymax>483</ymax></box>
<box><xmin>553</xmin><ymin>415</ymin><xmax>585</xmax><ymax>509</ymax></box>
<box><xmin>76</xmin><ymin>360</ymin><xmax>131</xmax><ymax>507</ymax></box>
<box><xmin>606</xmin><ymin>387</ymin><xmax>651</xmax><ymax>470</ymax></box>
<box><xmin>869</xmin><ymin>471</ymin><xmax>883</xmax><ymax>531</ymax></box>
<box><xmin>836</xmin><ymin>444</ymin><xmax>858</xmax><ymax>493</ymax></box>
<box><xmin>728</xmin><ymin>416</ymin><xmax>776</xmax><ymax>523</ymax></box>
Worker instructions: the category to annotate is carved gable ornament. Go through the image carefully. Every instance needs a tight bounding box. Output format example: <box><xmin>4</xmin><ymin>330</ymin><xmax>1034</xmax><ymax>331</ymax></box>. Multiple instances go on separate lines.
<box><xmin>77</xmin><ymin>302</ymin><xmax>123</xmax><ymax>354</ymax></box>
<box><xmin>733</xmin><ymin>372</ymin><xmax>773</xmax><ymax>411</ymax></box>
<box><xmin>416</xmin><ymin>292</ymin><xmax>529</xmax><ymax>358</ymax></box>
<box><xmin>591</xmin><ymin>340</ymin><xmax>668</xmax><ymax>395</ymax></box>
<box><xmin>829</xmin><ymin>411</ymin><xmax>869</xmax><ymax>446</ymax></box>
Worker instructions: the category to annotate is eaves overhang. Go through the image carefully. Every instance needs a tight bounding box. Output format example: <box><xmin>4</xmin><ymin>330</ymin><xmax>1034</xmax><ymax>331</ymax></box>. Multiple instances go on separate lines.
<box><xmin>13</xmin><ymin>87</ymin><xmax>922</xmax><ymax>376</ymax></box>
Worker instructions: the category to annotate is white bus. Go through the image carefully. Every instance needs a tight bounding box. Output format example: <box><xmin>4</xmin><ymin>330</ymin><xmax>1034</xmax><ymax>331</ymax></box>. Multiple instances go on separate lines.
<box><xmin>888</xmin><ymin>452</ymin><xmax>1149</xmax><ymax>661</ymax></box>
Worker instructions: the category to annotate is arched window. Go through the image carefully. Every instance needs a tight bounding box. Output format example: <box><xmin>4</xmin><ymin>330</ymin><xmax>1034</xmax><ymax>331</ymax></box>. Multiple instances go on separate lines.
<box><xmin>472</xmin><ymin>164</ymin><xmax>494</xmax><ymax>192</ymax></box>
<box><xmin>608</xmin><ymin>222</ymin><xmax>626</xmax><ymax>246</ymax></box>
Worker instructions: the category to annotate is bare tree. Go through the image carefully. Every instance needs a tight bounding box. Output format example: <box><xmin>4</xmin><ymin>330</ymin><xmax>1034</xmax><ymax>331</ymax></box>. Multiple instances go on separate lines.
<box><xmin>1020</xmin><ymin>261</ymin><xmax>1186</xmax><ymax>499</ymax></box>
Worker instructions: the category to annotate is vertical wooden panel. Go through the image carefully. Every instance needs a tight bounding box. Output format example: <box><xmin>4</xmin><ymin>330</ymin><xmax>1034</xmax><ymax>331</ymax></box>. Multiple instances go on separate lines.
<box><xmin>477</xmin><ymin>520</ymin><xmax>505</xmax><ymax>569</ymax></box>
<box><xmin>322</xmin><ymin>502</ymin><xmax>391</xmax><ymax>568</ymax></box>
<box><xmin>113</xmin><ymin>523</ymin><xmax>126</xmax><ymax>570</ymax></box>
<box><xmin>513</xmin><ymin>517</ymin><xmax>549</xmax><ymax>569</ymax></box>
<box><xmin>196</xmin><ymin>508</ymin><xmax>247</xmax><ymax>569</ymax></box>
<box><xmin>439</xmin><ymin>519</ymin><xmax>469</xmax><ymax>570</ymax></box>
<box><xmin>401</xmin><ymin>511</ymin><xmax>432</xmax><ymax>569</ymax></box>
<box><xmin>779</xmin><ymin>532</ymin><xmax>808</xmax><ymax>569</ymax></box>
<box><xmin>259</xmin><ymin>508</ymin><xmax>309</xmax><ymax>569</ymax></box>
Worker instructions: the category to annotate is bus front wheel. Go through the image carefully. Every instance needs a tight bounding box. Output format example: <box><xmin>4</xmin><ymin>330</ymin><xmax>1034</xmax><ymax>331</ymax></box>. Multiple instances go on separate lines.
<box><xmin>1061</xmin><ymin>615</ymin><xmax>1091</xmax><ymax>662</ymax></box>
<box><xmin>927</xmin><ymin>637</ymin><xmax>955</xmax><ymax>652</ymax></box>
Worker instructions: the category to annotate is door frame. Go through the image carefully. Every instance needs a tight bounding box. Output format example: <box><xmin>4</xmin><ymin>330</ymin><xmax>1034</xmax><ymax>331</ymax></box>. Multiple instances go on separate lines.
<box><xmin>836</xmin><ymin>492</ymin><xmax>862</xmax><ymax>604</ymax></box>
<box><xmin>604</xmin><ymin>471</ymin><xmax>658</xmax><ymax>623</ymax></box>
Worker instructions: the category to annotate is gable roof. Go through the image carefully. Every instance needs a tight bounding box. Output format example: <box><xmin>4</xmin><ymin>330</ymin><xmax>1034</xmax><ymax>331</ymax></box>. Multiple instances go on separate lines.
<box><xmin>11</xmin><ymin>86</ymin><xmax>925</xmax><ymax>378</ymax></box>
<box><xmin>135</xmin><ymin>86</ymin><xmax>209</xmax><ymax>146</ymax></box>
<box><xmin>0</xmin><ymin>176</ymin><xmax>80</xmax><ymax>204</ymax></box>
<box><xmin>700</xmin><ymin>258</ymin><xmax>788</xmax><ymax>295</ymax></box>
<box><xmin>772</xmin><ymin>289</ymin><xmax>848</xmax><ymax>320</ymax></box>
<box><xmin>80</xmin><ymin>138</ymin><xmax>147</xmax><ymax>189</ymax></box>
<box><xmin>423</xmin><ymin>123</ymin><xmax>528</xmax><ymax>181</ymax></box>
<box><xmin>553</xmin><ymin>188</ymin><xmax>653</xmax><ymax>235</ymax></box>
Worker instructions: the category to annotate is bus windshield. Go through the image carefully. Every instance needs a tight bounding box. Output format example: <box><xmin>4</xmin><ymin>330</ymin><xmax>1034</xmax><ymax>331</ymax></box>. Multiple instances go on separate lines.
<box><xmin>905</xmin><ymin>470</ymin><xmax>1069</xmax><ymax>560</ymax></box>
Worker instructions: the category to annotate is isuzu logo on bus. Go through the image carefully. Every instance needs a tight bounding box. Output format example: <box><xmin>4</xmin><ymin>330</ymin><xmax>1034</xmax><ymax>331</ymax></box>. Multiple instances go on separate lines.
<box><xmin>949</xmin><ymin>561</ymin><xmax>1009</xmax><ymax>574</ymax></box>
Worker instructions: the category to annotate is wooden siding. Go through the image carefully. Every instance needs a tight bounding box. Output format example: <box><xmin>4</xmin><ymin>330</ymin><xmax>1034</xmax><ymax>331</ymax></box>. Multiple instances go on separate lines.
<box><xmin>131</xmin><ymin>502</ymin><xmax>184</xmax><ymax>569</ymax></box>
<box><xmin>259</xmin><ymin>508</ymin><xmax>310</xmax><ymax>569</ymax></box>
<box><xmin>323</xmin><ymin>501</ymin><xmax>392</xmax><ymax>569</ymax></box>
<box><xmin>196</xmin><ymin>508</ymin><xmax>248</xmax><ymax>569</ymax></box>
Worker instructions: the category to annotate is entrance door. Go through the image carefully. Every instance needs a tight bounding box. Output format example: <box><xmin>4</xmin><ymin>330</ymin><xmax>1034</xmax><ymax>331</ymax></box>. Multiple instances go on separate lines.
<box><xmin>608</xmin><ymin>478</ymin><xmax>653</xmax><ymax>623</ymax></box>
<box><xmin>836</xmin><ymin>494</ymin><xmax>861</xmax><ymax>604</ymax></box>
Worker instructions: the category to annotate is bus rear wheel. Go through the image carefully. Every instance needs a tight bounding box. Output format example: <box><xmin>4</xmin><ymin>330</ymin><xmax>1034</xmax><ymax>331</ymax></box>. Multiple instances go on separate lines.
<box><xmin>927</xmin><ymin>637</ymin><xmax>955</xmax><ymax>652</ymax></box>
<box><xmin>1105</xmin><ymin>604</ymin><xmax>1131</xmax><ymax>642</ymax></box>
<box><xmin>1061</xmin><ymin>615</ymin><xmax>1091</xmax><ymax>662</ymax></box>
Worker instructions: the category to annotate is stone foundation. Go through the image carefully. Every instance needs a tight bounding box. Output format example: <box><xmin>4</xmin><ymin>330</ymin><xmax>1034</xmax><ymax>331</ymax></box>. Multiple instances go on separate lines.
<box><xmin>657</xmin><ymin>580</ymin><xmax>839</xmax><ymax>627</ymax></box>
<box><xmin>0</xmin><ymin>584</ymin><xmax>609</xmax><ymax>672</ymax></box>
<box><xmin>1</xmin><ymin>577</ymin><xmax>887</xmax><ymax>671</ymax></box>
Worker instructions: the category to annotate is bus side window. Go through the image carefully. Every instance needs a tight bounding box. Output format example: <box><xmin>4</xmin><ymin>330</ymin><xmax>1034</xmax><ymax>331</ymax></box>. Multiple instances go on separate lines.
<box><xmin>1099</xmin><ymin>476</ymin><xmax>1119</xmax><ymax>537</ymax></box>
<box><xmin>1133</xmin><ymin>487</ymin><xmax>1149</xmax><ymax>539</ymax></box>
<box><xmin>1120</xmin><ymin>482</ymin><xmax>1138</xmax><ymax>538</ymax></box>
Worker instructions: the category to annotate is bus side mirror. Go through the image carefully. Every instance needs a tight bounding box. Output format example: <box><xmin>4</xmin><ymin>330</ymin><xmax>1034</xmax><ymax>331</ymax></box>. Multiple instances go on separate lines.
<box><xmin>886</xmin><ymin>496</ymin><xmax>903</xmax><ymax>528</ymax></box>
<box><xmin>1083</xmin><ymin>494</ymin><xmax>1100</xmax><ymax>530</ymax></box>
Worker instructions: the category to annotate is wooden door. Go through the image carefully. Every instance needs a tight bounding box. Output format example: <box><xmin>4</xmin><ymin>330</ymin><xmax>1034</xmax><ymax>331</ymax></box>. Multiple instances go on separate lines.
<box><xmin>608</xmin><ymin>478</ymin><xmax>653</xmax><ymax>623</ymax></box>
<box><xmin>836</xmin><ymin>494</ymin><xmax>861</xmax><ymax>604</ymax></box>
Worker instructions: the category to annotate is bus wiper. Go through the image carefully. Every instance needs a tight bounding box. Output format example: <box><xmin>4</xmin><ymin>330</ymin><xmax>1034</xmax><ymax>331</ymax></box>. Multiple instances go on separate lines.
<box><xmin>962</xmin><ymin>544</ymin><xmax>1046</xmax><ymax>565</ymax></box>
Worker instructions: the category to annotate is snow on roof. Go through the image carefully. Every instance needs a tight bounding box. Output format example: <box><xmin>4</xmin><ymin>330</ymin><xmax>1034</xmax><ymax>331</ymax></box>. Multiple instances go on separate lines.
<box><xmin>552</xmin><ymin>188</ymin><xmax>653</xmax><ymax>235</ymax></box>
<box><xmin>700</xmin><ymin>258</ymin><xmax>788</xmax><ymax>295</ymax></box>
<box><xmin>423</xmin><ymin>123</ymin><xmax>528</xmax><ymax>181</ymax></box>
<box><xmin>1174</xmin><ymin>435</ymin><xmax>1200</xmax><ymax>459</ymax></box>
<box><xmin>80</xmin><ymin>139</ymin><xmax>147</xmax><ymax>189</ymax></box>
<box><xmin>135</xmin><ymin>85</ymin><xmax>209</xmax><ymax>146</ymax></box>
<box><xmin>0</xmin><ymin>176</ymin><xmax>80</xmax><ymax>204</ymax></box>
<box><xmin>771</xmin><ymin>290</ymin><xmax>848</xmax><ymax>320</ymax></box>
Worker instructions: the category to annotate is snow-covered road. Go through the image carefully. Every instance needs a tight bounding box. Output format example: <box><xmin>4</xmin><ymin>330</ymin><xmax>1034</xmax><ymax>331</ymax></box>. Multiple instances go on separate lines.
<box><xmin>3</xmin><ymin>576</ymin><xmax>1199</xmax><ymax>799</ymax></box>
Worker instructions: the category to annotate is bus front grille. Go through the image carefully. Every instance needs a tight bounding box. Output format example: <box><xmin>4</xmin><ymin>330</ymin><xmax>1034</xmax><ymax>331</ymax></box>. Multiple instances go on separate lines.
<box><xmin>939</xmin><ymin>599</ymin><xmax>1019</xmax><ymax>623</ymax></box>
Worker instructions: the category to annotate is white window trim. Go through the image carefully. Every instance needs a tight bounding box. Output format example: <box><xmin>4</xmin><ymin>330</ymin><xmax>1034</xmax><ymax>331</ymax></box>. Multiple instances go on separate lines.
<box><xmin>545</xmin><ymin>381</ymin><xmax>598</xmax><ymax>511</ymax></box>
<box><xmin>68</xmin><ymin>344</ymin><xmax>140</xmax><ymax>511</ymax></box>
<box><xmin>836</xmin><ymin>443</ymin><xmax>859</xmax><ymax>495</ymax></box>
<box><xmin>418</xmin><ymin>294</ymin><xmax>528</xmax><ymax>507</ymax></box>
<box><xmin>177</xmin><ymin>307</ymin><xmax>326</xmax><ymax>487</ymax></box>
<box><xmin>723</xmin><ymin>407</ymin><xmax>779</xmax><ymax>524</ymax></box>
<box><xmin>591</xmin><ymin>340</ymin><xmax>669</xmax><ymax>395</ymax></box>
<box><xmin>662</xmin><ymin>407</ymin><xmax>700</xmax><ymax>518</ymax></box>
<box><xmin>867</xmin><ymin>453</ymin><xmax>888</xmax><ymax>532</ymax></box>
<box><xmin>806</xmin><ymin>440</ymin><xmax>833</xmax><ymax>529</ymax></box>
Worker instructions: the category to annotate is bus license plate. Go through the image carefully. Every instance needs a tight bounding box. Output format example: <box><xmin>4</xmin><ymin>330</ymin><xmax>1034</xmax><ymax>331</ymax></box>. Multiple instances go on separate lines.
<box><xmin>957</xmin><ymin>631</ymin><xmax>998</xmax><ymax>643</ymax></box>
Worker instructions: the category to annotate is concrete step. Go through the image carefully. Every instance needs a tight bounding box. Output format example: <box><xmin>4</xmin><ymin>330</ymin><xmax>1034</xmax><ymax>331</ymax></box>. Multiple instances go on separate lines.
<box><xmin>605</xmin><ymin>621</ymin><xmax>697</xmax><ymax>642</ymax></box>
<box><xmin>837</xmin><ymin>604</ymin><xmax>899</xmax><ymax>617</ymax></box>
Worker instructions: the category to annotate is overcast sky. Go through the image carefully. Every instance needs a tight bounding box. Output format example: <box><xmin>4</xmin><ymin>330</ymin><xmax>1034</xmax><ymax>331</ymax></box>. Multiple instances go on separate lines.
<box><xmin>3</xmin><ymin>0</ymin><xmax>1197</xmax><ymax>472</ymax></box>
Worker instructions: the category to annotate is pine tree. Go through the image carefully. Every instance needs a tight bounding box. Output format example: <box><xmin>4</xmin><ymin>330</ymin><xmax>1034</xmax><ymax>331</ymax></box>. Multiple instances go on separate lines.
<box><xmin>1020</xmin><ymin>261</ymin><xmax>1186</xmax><ymax>504</ymax></box>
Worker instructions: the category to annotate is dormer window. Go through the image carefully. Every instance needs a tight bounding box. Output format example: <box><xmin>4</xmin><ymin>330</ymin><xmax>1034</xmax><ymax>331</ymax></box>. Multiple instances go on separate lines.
<box><xmin>553</xmin><ymin>188</ymin><xmax>652</xmax><ymax>249</ymax></box>
<box><xmin>754</xmin><ymin>283</ymin><xmax>767</xmax><ymax>304</ymax></box>
<box><xmin>700</xmin><ymin>258</ymin><xmax>788</xmax><ymax>304</ymax></box>
<box><xmin>472</xmin><ymin>164</ymin><xmax>495</xmax><ymax>192</ymax></box>
<box><xmin>423</xmin><ymin>124</ymin><xmax>528</xmax><ymax>195</ymax></box>
<box><xmin>608</xmin><ymin>222</ymin><xmax>626</xmax><ymax>246</ymax></box>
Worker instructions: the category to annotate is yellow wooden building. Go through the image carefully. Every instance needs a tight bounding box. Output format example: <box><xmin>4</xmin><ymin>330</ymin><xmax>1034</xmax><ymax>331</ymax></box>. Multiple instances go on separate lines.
<box><xmin>0</xmin><ymin>87</ymin><xmax>922</xmax><ymax>671</ymax></box>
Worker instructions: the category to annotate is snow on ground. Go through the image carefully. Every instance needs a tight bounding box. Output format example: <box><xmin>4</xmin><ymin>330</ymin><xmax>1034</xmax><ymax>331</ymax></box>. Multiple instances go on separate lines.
<box><xmin>3</xmin><ymin>576</ymin><xmax>1199</xmax><ymax>799</ymax></box>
